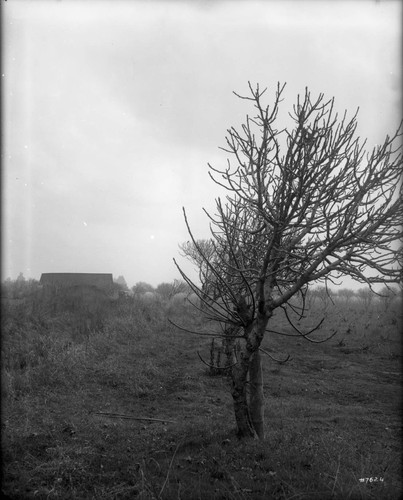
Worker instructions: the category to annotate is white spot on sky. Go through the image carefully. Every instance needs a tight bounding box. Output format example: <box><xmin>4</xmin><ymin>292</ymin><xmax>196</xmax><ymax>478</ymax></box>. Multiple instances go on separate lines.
<box><xmin>150</xmin><ymin>235</ymin><xmax>155</xmax><ymax>240</ymax></box>
<box><xmin>83</xmin><ymin>221</ymin><xmax>88</xmax><ymax>226</ymax></box>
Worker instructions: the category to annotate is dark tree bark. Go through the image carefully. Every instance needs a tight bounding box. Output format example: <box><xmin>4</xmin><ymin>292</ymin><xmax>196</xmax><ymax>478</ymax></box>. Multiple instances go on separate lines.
<box><xmin>231</xmin><ymin>353</ymin><xmax>256</xmax><ymax>438</ymax></box>
<box><xmin>249</xmin><ymin>349</ymin><xmax>264</xmax><ymax>439</ymax></box>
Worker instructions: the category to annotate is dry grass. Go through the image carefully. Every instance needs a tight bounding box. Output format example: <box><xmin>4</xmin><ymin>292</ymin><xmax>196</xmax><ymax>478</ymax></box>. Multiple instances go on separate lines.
<box><xmin>1</xmin><ymin>294</ymin><xmax>402</xmax><ymax>499</ymax></box>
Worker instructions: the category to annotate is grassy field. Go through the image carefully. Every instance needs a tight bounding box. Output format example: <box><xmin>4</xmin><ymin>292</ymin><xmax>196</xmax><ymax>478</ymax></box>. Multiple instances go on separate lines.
<box><xmin>1</xmin><ymin>293</ymin><xmax>402</xmax><ymax>499</ymax></box>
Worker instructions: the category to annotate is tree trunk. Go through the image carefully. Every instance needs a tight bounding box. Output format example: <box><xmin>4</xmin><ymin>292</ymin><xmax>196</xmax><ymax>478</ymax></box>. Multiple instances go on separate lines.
<box><xmin>231</xmin><ymin>358</ymin><xmax>257</xmax><ymax>438</ymax></box>
<box><xmin>230</xmin><ymin>313</ymin><xmax>270</xmax><ymax>439</ymax></box>
<box><xmin>249</xmin><ymin>350</ymin><xmax>264</xmax><ymax>439</ymax></box>
<box><xmin>223</xmin><ymin>324</ymin><xmax>239</xmax><ymax>372</ymax></box>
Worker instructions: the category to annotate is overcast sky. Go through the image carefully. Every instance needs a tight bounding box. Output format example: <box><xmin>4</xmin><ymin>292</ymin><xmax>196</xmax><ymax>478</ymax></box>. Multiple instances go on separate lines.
<box><xmin>2</xmin><ymin>0</ymin><xmax>401</xmax><ymax>289</ymax></box>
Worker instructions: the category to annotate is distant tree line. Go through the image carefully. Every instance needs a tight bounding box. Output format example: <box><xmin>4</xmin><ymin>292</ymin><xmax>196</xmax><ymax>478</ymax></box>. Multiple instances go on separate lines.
<box><xmin>1</xmin><ymin>274</ymin><xmax>191</xmax><ymax>303</ymax></box>
<box><xmin>2</xmin><ymin>273</ymin><xmax>399</xmax><ymax>310</ymax></box>
<box><xmin>308</xmin><ymin>285</ymin><xmax>401</xmax><ymax>312</ymax></box>
<box><xmin>1</xmin><ymin>273</ymin><xmax>41</xmax><ymax>299</ymax></box>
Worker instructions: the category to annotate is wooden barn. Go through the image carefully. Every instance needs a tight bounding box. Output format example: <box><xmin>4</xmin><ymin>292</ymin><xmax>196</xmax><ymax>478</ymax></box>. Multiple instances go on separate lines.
<box><xmin>40</xmin><ymin>273</ymin><xmax>112</xmax><ymax>291</ymax></box>
<box><xmin>39</xmin><ymin>273</ymin><xmax>119</xmax><ymax>303</ymax></box>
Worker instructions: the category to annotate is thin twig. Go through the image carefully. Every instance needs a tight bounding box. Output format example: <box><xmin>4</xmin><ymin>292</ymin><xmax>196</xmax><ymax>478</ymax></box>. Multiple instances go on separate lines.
<box><xmin>93</xmin><ymin>412</ymin><xmax>176</xmax><ymax>424</ymax></box>
<box><xmin>168</xmin><ymin>318</ymin><xmax>243</xmax><ymax>339</ymax></box>
<box><xmin>197</xmin><ymin>350</ymin><xmax>237</xmax><ymax>370</ymax></box>
<box><xmin>259</xmin><ymin>347</ymin><xmax>291</xmax><ymax>364</ymax></box>
<box><xmin>159</xmin><ymin>441</ymin><xmax>182</xmax><ymax>498</ymax></box>
<box><xmin>331</xmin><ymin>454</ymin><xmax>341</xmax><ymax>496</ymax></box>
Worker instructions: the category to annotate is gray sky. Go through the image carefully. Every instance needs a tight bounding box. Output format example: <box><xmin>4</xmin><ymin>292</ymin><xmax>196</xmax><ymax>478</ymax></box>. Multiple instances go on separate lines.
<box><xmin>2</xmin><ymin>0</ymin><xmax>401</xmax><ymax>288</ymax></box>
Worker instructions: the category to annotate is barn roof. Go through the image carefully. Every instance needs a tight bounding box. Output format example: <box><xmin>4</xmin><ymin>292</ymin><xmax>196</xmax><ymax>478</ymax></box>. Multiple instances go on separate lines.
<box><xmin>39</xmin><ymin>273</ymin><xmax>113</xmax><ymax>291</ymax></box>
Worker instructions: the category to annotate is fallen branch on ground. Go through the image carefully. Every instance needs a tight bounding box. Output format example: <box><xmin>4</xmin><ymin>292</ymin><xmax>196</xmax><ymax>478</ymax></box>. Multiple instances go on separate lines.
<box><xmin>93</xmin><ymin>412</ymin><xmax>177</xmax><ymax>423</ymax></box>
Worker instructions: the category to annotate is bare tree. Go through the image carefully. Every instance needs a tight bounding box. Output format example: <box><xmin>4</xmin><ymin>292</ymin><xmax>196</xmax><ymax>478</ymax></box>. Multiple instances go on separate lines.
<box><xmin>114</xmin><ymin>275</ymin><xmax>129</xmax><ymax>292</ymax></box>
<box><xmin>378</xmin><ymin>285</ymin><xmax>399</xmax><ymax>313</ymax></box>
<box><xmin>156</xmin><ymin>279</ymin><xmax>189</xmax><ymax>302</ymax></box>
<box><xmin>179</xmin><ymin>239</ymin><xmax>216</xmax><ymax>300</ymax></box>
<box><xmin>175</xmin><ymin>82</ymin><xmax>402</xmax><ymax>439</ymax></box>
<box><xmin>310</xmin><ymin>286</ymin><xmax>336</xmax><ymax>308</ymax></box>
<box><xmin>357</xmin><ymin>287</ymin><xmax>375</xmax><ymax>310</ymax></box>
<box><xmin>337</xmin><ymin>288</ymin><xmax>356</xmax><ymax>305</ymax></box>
<box><xmin>131</xmin><ymin>282</ymin><xmax>154</xmax><ymax>298</ymax></box>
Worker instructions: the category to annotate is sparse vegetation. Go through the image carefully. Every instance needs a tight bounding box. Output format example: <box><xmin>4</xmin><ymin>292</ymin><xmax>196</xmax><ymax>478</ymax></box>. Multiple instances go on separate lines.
<box><xmin>1</xmin><ymin>279</ymin><xmax>401</xmax><ymax>499</ymax></box>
